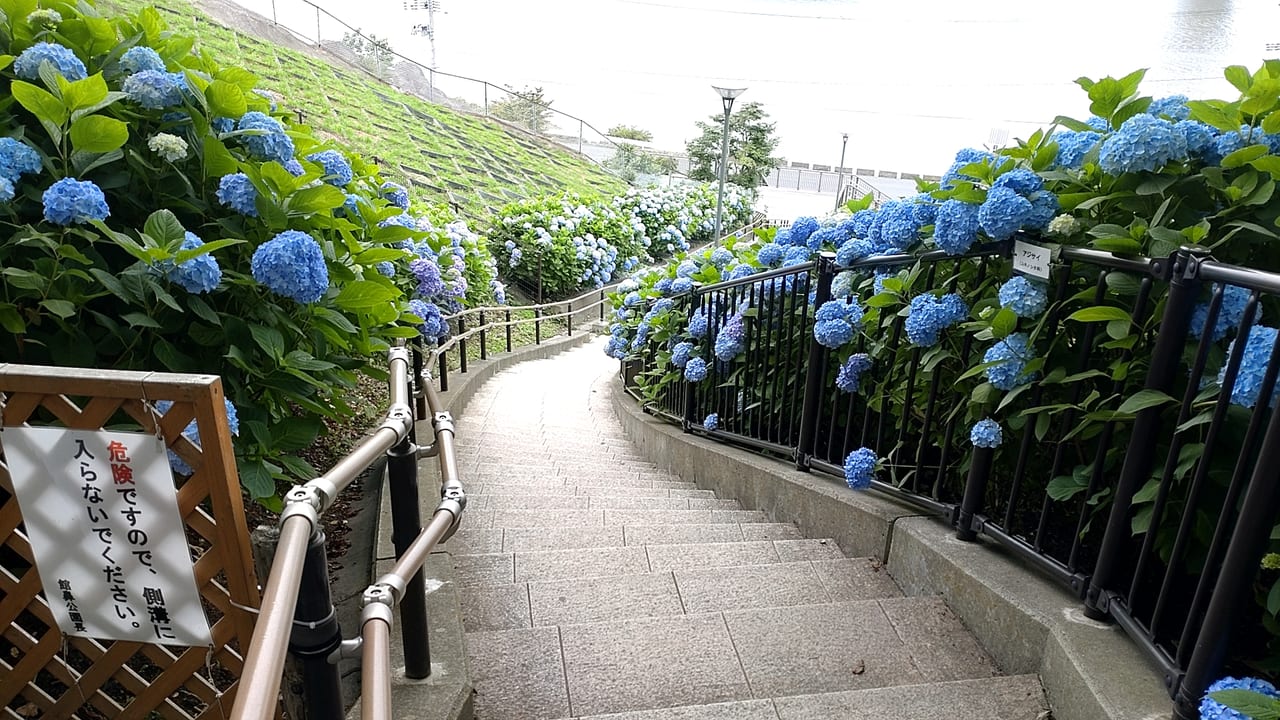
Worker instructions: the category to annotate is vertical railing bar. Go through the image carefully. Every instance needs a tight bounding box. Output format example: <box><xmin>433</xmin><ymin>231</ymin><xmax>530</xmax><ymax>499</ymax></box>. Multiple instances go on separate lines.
<box><xmin>505</xmin><ymin>308</ymin><xmax>513</xmax><ymax>352</ymax></box>
<box><xmin>479</xmin><ymin>311</ymin><xmax>488</xmax><ymax>360</ymax></box>
<box><xmin>458</xmin><ymin>315</ymin><xmax>468</xmax><ymax>374</ymax></box>
<box><xmin>797</xmin><ymin>253</ymin><xmax>836</xmax><ymax>469</ymax></box>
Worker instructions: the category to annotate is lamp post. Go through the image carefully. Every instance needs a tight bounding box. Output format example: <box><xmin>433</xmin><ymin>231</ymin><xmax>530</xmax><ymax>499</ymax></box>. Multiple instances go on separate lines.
<box><xmin>712</xmin><ymin>86</ymin><xmax>746</xmax><ymax>244</ymax></box>
<box><xmin>835</xmin><ymin>132</ymin><xmax>848</xmax><ymax>210</ymax></box>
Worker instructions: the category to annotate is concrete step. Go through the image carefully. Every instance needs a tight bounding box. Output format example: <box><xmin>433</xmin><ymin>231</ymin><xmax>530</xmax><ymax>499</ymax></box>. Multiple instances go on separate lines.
<box><xmin>569</xmin><ymin>675</ymin><xmax>1047</xmax><ymax>719</ymax></box>
<box><xmin>464</xmin><ymin>597</ymin><xmax>1001</xmax><ymax>719</ymax></box>
<box><xmin>442</xmin><ymin>522</ymin><xmax>809</xmax><ymax>555</ymax></box>
<box><xmin>466</xmin><ymin>494</ymin><xmax>740</xmax><ymax>511</ymax></box>
<box><xmin>467</xmin><ymin>483</ymin><xmax>716</xmax><ymax>499</ymax></box>
<box><xmin>459</xmin><ymin>556</ymin><xmax>898</xmax><ymax>630</ymax></box>
<box><xmin>453</xmin><ymin>508</ymin><xmax>769</xmax><ymax>529</ymax></box>
<box><xmin>468</xmin><ymin>474</ymin><xmax>698</xmax><ymax>490</ymax></box>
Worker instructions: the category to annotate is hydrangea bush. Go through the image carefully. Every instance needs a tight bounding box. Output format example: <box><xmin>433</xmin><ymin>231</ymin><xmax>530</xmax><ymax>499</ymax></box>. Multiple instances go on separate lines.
<box><xmin>0</xmin><ymin>1</ymin><xmax>499</xmax><ymax>502</ymax></box>
<box><xmin>607</xmin><ymin>62</ymin><xmax>1280</xmax><ymax>672</ymax></box>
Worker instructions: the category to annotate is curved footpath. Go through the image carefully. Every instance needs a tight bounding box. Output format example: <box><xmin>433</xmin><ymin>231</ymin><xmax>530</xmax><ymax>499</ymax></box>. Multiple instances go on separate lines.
<box><xmin>437</xmin><ymin>337</ymin><xmax>1049</xmax><ymax>719</ymax></box>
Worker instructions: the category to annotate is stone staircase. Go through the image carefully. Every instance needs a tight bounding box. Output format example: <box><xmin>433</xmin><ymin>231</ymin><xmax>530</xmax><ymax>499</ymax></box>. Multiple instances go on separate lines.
<box><xmin>443</xmin><ymin>341</ymin><xmax>1048</xmax><ymax>719</ymax></box>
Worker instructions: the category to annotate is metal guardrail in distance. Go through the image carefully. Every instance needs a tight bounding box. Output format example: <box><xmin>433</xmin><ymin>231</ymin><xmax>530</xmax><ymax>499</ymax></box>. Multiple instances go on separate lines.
<box><xmin>621</xmin><ymin>243</ymin><xmax>1280</xmax><ymax>720</ymax></box>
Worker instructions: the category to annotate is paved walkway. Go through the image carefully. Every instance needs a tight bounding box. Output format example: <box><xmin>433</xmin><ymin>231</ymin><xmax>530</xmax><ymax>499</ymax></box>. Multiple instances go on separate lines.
<box><xmin>442</xmin><ymin>338</ymin><xmax>1047</xmax><ymax>719</ymax></box>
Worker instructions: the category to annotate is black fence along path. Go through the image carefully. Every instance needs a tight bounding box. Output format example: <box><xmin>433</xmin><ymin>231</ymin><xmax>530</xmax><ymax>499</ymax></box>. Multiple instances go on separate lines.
<box><xmin>442</xmin><ymin>339</ymin><xmax>1047</xmax><ymax>719</ymax></box>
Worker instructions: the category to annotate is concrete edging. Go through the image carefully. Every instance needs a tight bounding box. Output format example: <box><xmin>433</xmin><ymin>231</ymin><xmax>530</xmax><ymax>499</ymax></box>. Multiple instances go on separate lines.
<box><xmin>356</xmin><ymin>330</ymin><xmax>594</xmax><ymax>720</ymax></box>
<box><xmin>607</xmin><ymin>374</ymin><xmax>1170</xmax><ymax>720</ymax></box>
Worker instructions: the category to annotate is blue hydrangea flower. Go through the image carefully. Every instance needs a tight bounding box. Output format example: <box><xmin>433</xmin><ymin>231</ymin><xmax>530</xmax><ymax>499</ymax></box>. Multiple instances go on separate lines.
<box><xmin>120</xmin><ymin>46</ymin><xmax>165</xmax><ymax>75</ymax></box>
<box><xmin>684</xmin><ymin>356</ymin><xmax>708</xmax><ymax>382</ymax></box>
<box><xmin>671</xmin><ymin>277</ymin><xmax>694</xmax><ymax>293</ymax></box>
<box><xmin>757</xmin><ymin>242</ymin><xmax>785</xmax><ymax>267</ymax></box>
<box><xmin>653</xmin><ymin>277</ymin><xmax>673</xmax><ymax>295</ymax></box>
<box><xmin>910</xmin><ymin>196</ymin><xmax>938</xmax><ymax>227</ymax></box>
<box><xmin>790</xmin><ymin>216</ymin><xmax>819</xmax><ymax>245</ymax></box>
<box><xmin>703</xmin><ymin>413</ymin><xmax>719</xmax><ymax>431</ymax></box>
<box><xmin>727</xmin><ymin>264</ymin><xmax>756</xmax><ymax>280</ymax></box>
<box><xmin>809</xmin><ymin>226</ymin><xmax>846</xmax><ymax>251</ymax></box>
<box><xmin>773</xmin><ymin>228</ymin><xmax>794</xmax><ymax>246</ymax></box>
<box><xmin>410</xmin><ymin>257</ymin><xmax>445</xmax><ymax>298</ymax></box>
<box><xmin>211</xmin><ymin>116</ymin><xmax>235</xmax><ymax>134</ymax></box>
<box><xmin>1190</xmin><ymin>284</ymin><xmax>1258</xmax><ymax>342</ymax></box>
<box><xmin>1086</xmin><ymin>116</ymin><xmax>1110</xmax><ymax>131</ymax></box>
<box><xmin>238</xmin><ymin>111</ymin><xmax>295</xmax><ymax>163</ymax></box>
<box><xmin>1099</xmin><ymin>114</ymin><xmax>1188</xmax><ymax>174</ymax></box>
<box><xmin>941</xmin><ymin>148</ymin><xmax>993</xmax><ymax>187</ymax></box>
<box><xmin>165</xmin><ymin>232</ymin><xmax>221</xmax><ymax>294</ymax></box>
<box><xmin>382</xmin><ymin>182</ymin><xmax>410</xmax><ymax>210</ymax></box>
<box><xmin>0</xmin><ymin>138</ymin><xmax>42</xmax><ymax>183</ymax></box>
<box><xmin>933</xmin><ymin>199</ymin><xmax>980</xmax><ymax>255</ymax></box>
<box><xmin>623</xmin><ymin>291</ymin><xmax>642</xmax><ymax>308</ymax></box>
<box><xmin>688</xmin><ymin>308</ymin><xmax>710</xmax><ymax>338</ymax></box>
<box><xmin>156</xmin><ymin>398</ymin><xmax>240</xmax><ymax>475</ymax></box>
<box><xmin>1200</xmin><ymin>676</ymin><xmax>1279</xmax><ymax>720</ymax></box>
<box><xmin>836</xmin><ymin>353</ymin><xmax>872</xmax><ymax>393</ymax></box>
<box><xmin>1023</xmin><ymin>190</ymin><xmax>1059</xmax><ymax>232</ymax></box>
<box><xmin>836</xmin><ymin>238</ymin><xmax>873</xmax><ymax>266</ymax></box>
<box><xmin>970</xmin><ymin>419</ymin><xmax>1002</xmax><ymax>448</ymax></box>
<box><xmin>216</xmin><ymin>172</ymin><xmax>258</xmax><ymax>217</ymax></box>
<box><xmin>604</xmin><ymin>334</ymin><xmax>629</xmax><ymax>359</ymax></box>
<box><xmin>978</xmin><ymin>187</ymin><xmax>1033</xmax><ymax>241</ymax></box>
<box><xmin>408</xmin><ymin>299</ymin><xmax>448</xmax><ymax>342</ymax></box>
<box><xmin>992</xmin><ymin>168</ymin><xmax>1044</xmax><ymax>195</ymax></box>
<box><xmin>671</xmin><ymin>341</ymin><xmax>695</xmax><ymax>368</ymax></box>
<box><xmin>251</xmin><ymin>230</ymin><xmax>329</xmax><ymax>304</ymax></box>
<box><xmin>831</xmin><ymin>271</ymin><xmax>857</xmax><ymax>299</ymax></box>
<box><xmin>0</xmin><ymin>177</ymin><xmax>13</xmax><ymax>203</ymax></box>
<box><xmin>710</xmin><ymin>247</ymin><xmax>733</xmax><ymax>269</ymax></box>
<box><xmin>283</xmin><ymin>158</ymin><xmax>305</xmax><ymax>176</ymax></box>
<box><xmin>876</xmin><ymin>200</ymin><xmax>923</xmax><ymax>249</ymax></box>
<box><xmin>380</xmin><ymin>213</ymin><xmax>417</xmax><ymax>230</ymax></box>
<box><xmin>850</xmin><ymin>209</ymin><xmax>877</xmax><ymax>238</ymax></box>
<box><xmin>783</xmin><ymin>245</ymin><xmax>812</xmax><ymax>266</ymax></box>
<box><xmin>905</xmin><ymin>293</ymin><xmax>966</xmax><ymax>346</ymax></box>
<box><xmin>1052</xmin><ymin>130</ymin><xmax>1102</xmax><ymax>169</ymax></box>
<box><xmin>306</xmin><ymin>150</ymin><xmax>353</xmax><ymax>186</ymax></box>
<box><xmin>676</xmin><ymin>261</ymin><xmax>698</xmax><ymax>279</ymax></box>
<box><xmin>1176</xmin><ymin>121</ymin><xmax>1218</xmax><ymax>160</ymax></box>
<box><xmin>42</xmin><ymin>177</ymin><xmax>109</xmax><ymax>225</ymax></box>
<box><xmin>813</xmin><ymin>300</ymin><xmax>863</xmax><ymax>349</ymax></box>
<box><xmin>1220</xmin><ymin>325</ymin><xmax>1280</xmax><ymax>409</ymax></box>
<box><xmin>122</xmin><ymin>70</ymin><xmax>186</xmax><ymax>109</ymax></box>
<box><xmin>376</xmin><ymin>261</ymin><xmax>395</xmax><ymax>277</ymax></box>
<box><xmin>15</xmin><ymin>42</ymin><xmax>86</xmax><ymax>81</ymax></box>
<box><xmin>984</xmin><ymin>333</ymin><xmax>1038</xmax><ymax>390</ymax></box>
<box><xmin>843</xmin><ymin>447</ymin><xmax>877</xmax><ymax>489</ymax></box>
<box><xmin>714</xmin><ymin>314</ymin><xmax>747</xmax><ymax>361</ymax></box>
<box><xmin>998</xmin><ymin>276</ymin><xmax>1049</xmax><ymax>318</ymax></box>
<box><xmin>1148</xmin><ymin>95</ymin><xmax>1190</xmax><ymax>121</ymax></box>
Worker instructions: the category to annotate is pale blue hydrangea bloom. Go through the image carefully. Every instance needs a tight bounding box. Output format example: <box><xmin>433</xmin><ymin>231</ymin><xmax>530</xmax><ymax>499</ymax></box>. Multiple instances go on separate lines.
<box><xmin>155</xmin><ymin>398</ymin><xmax>239</xmax><ymax>475</ymax></box>
<box><xmin>836</xmin><ymin>354</ymin><xmax>872</xmax><ymax>393</ymax></box>
<box><xmin>238</xmin><ymin>111</ymin><xmax>295</xmax><ymax>163</ymax></box>
<box><xmin>757</xmin><ymin>242</ymin><xmax>785</xmax><ymax>267</ymax></box>
<box><xmin>713</xmin><ymin>314</ymin><xmax>747</xmax><ymax>361</ymax></box>
<box><xmin>790</xmin><ymin>216</ymin><xmax>819</xmax><ymax>245</ymax></box>
<box><xmin>1219</xmin><ymin>325</ymin><xmax>1280</xmax><ymax>409</ymax></box>
<box><xmin>408</xmin><ymin>299</ymin><xmax>448</xmax><ymax>342</ymax></box>
<box><xmin>978</xmin><ymin>187</ymin><xmax>1033</xmax><ymax>241</ymax></box>
<box><xmin>0</xmin><ymin>177</ymin><xmax>13</xmax><ymax>203</ymax></box>
<box><xmin>703</xmin><ymin>413</ymin><xmax>719</xmax><ymax>431</ymax></box>
<box><xmin>670</xmin><ymin>277</ymin><xmax>694</xmax><ymax>293</ymax></box>
<box><xmin>1148</xmin><ymin>95</ymin><xmax>1190</xmax><ymax>121</ymax></box>
<box><xmin>1099</xmin><ymin>114</ymin><xmax>1188</xmax><ymax>174</ymax></box>
<box><xmin>1052</xmin><ymin>130</ymin><xmax>1101</xmax><ymax>169</ymax></box>
<box><xmin>970</xmin><ymin>419</ymin><xmax>1002</xmax><ymax>448</ymax></box>
<box><xmin>376</xmin><ymin>261</ymin><xmax>395</xmax><ymax>278</ymax></box>
<box><xmin>905</xmin><ymin>293</ymin><xmax>967</xmax><ymax>347</ymax></box>
<box><xmin>15</xmin><ymin>42</ymin><xmax>86</xmax><ymax>81</ymax></box>
<box><xmin>216</xmin><ymin>173</ymin><xmax>258</xmax><ymax>217</ymax></box>
<box><xmin>120</xmin><ymin>46</ymin><xmax>165</xmax><ymax>75</ymax></box>
<box><xmin>42</xmin><ymin>177</ymin><xmax>109</xmax><ymax>225</ymax></box>
<box><xmin>710</xmin><ymin>247</ymin><xmax>733</xmax><ymax>269</ymax></box>
<box><xmin>306</xmin><ymin>150</ymin><xmax>353</xmax><ymax>186</ymax></box>
<box><xmin>671</xmin><ymin>341</ymin><xmax>695</xmax><ymax>368</ymax></box>
<box><xmin>0</xmin><ymin>138</ymin><xmax>43</xmax><ymax>183</ymax></box>
<box><xmin>984</xmin><ymin>333</ymin><xmax>1038</xmax><ymax>390</ymax></box>
<box><xmin>122</xmin><ymin>70</ymin><xmax>186</xmax><ymax>109</ymax></box>
<box><xmin>813</xmin><ymin>299</ymin><xmax>863</xmax><ymax>349</ymax></box>
<box><xmin>684</xmin><ymin>356</ymin><xmax>708</xmax><ymax>381</ymax></box>
<box><xmin>933</xmin><ymin>199</ymin><xmax>980</xmax><ymax>255</ymax></box>
<box><xmin>410</xmin><ymin>257</ymin><xmax>445</xmax><ymax>298</ymax></box>
<box><xmin>998</xmin><ymin>276</ymin><xmax>1049</xmax><ymax>318</ymax></box>
<box><xmin>382</xmin><ymin>182</ymin><xmax>410</xmax><ymax>210</ymax></box>
<box><xmin>687</xmin><ymin>308</ymin><xmax>710</xmax><ymax>338</ymax></box>
<box><xmin>843</xmin><ymin>447</ymin><xmax>877</xmax><ymax>489</ymax></box>
<box><xmin>1189</xmin><ymin>284</ymin><xmax>1258</xmax><ymax>342</ymax></box>
<box><xmin>251</xmin><ymin>230</ymin><xmax>329</xmax><ymax>304</ymax></box>
<box><xmin>165</xmin><ymin>232</ymin><xmax>221</xmax><ymax>294</ymax></box>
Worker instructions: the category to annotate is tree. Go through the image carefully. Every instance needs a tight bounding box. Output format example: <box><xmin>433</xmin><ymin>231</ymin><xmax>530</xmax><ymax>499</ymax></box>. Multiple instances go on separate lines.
<box><xmin>605</xmin><ymin>143</ymin><xmax>677</xmax><ymax>182</ymax></box>
<box><xmin>606</xmin><ymin>124</ymin><xmax>653</xmax><ymax>142</ymax></box>
<box><xmin>685</xmin><ymin>101</ymin><xmax>781</xmax><ymax>188</ymax></box>
<box><xmin>341</xmin><ymin>30</ymin><xmax>395</xmax><ymax>79</ymax></box>
<box><xmin>490</xmin><ymin>86</ymin><xmax>554</xmax><ymax>134</ymax></box>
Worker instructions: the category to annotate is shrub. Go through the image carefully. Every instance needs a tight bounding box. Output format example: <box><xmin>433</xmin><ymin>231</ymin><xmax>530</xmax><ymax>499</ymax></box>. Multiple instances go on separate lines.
<box><xmin>0</xmin><ymin>1</ymin><xmax>497</xmax><ymax>503</ymax></box>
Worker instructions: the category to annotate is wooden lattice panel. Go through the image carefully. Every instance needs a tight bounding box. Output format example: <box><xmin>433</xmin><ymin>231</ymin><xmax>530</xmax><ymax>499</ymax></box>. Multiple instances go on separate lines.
<box><xmin>0</xmin><ymin>364</ymin><xmax>269</xmax><ymax>719</ymax></box>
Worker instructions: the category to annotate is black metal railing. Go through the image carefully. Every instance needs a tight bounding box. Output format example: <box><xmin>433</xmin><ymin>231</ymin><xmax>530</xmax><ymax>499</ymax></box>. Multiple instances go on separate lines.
<box><xmin>622</xmin><ymin>243</ymin><xmax>1280</xmax><ymax>719</ymax></box>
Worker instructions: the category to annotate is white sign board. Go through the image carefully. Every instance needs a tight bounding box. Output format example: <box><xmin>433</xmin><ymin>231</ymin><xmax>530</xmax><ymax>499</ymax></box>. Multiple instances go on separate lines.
<box><xmin>2</xmin><ymin>427</ymin><xmax>213</xmax><ymax>646</ymax></box>
<box><xmin>1013</xmin><ymin>239</ymin><xmax>1053</xmax><ymax>281</ymax></box>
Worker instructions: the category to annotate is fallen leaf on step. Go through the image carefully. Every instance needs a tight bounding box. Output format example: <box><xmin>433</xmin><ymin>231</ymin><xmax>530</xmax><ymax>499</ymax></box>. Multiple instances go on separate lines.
<box><xmin>17</xmin><ymin>703</ymin><xmax>40</xmax><ymax>717</ymax></box>
<box><xmin>850</xmin><ymin>660</ymin><xmax>865</xmax><ymax>675</ymax></box>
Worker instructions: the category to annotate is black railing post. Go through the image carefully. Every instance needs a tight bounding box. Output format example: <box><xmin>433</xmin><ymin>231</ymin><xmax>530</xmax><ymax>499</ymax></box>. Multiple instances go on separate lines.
<box><xmin>1084</xmin><ymin>247</ymin><xmax>1203</xmax><ymax>620</ymax></box>
<box><xmin>599</xmin><ymin>289</ymin><xmax>606</xmax><ymax>321</ymax></box>
<box><xmin>505</xmin><ymin>309</ymin><xmax>513</xmax><ymax>352</ymax></box>
<box><xmin>438</xmin><ymin>350</ymin><xmax>449</xmax><ymax>393</ymax></box>
<box><xmin>956</xmin><ymin>446</ymin><xmax>993</xmax><ymax>541</ymax></box>
<box><xmin>479</xmin><ymin>311</ymin><xmax>488</xmax><ymax>360</ymax></box>
<box><xmin>458</xmin><ymin>315</ymin><xmax>468</xmax><ymax>374</ymax></box>
<box><xmin>387</xmin><ymin>430</ymin><xmax>431</xmax><ymax>679</ymax></box>
<box><xmin>566</xmin><ymin>301</ymin><xmax>573</xmax><ymax>334</ymax></box>
<box><xmin>535</xmin><ymin>307</ymin><xmax>542</xmax><ymax>344</ymax></box>
<box><xmin>1174</xmin><ymin>402</ymin><xmax>1280</xmax><ymax>718</ymax></box>
<box><xmin>290</xmin><ymin>529</ymin><xmax>344</xmax><ymax>720</ymax></box>
<box><xmin>795</xmin><ymin>253</ymin><xmax>837</xmax><ymax>470</ymax></box>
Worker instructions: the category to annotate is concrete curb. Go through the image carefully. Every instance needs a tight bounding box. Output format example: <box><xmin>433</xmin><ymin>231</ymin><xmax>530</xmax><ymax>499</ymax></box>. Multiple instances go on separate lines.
<box><xmin>608</xmin><ymin>374</ymin><xmax>1171</xmax><ymax>720</ymax></box>
<box><xmin>357</xmin><ymin>330</ymin><xmax>595</xmax><ymax>720</ymax></box>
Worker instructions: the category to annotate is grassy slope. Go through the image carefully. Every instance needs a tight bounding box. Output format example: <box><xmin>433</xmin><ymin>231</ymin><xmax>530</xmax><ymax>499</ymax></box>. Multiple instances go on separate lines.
<box><xmin>103</xmin><ymin>0</ymin><xmax>628</xmax><ymax>218</ymax></box>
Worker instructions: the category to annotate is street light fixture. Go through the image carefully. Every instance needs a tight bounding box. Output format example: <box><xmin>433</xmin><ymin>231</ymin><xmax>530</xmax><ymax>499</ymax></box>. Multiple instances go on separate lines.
<box><xmin>835</xmin><ymin>132</ymin><xmax>849</xmax><ymax>211</ymax></box>
<box><xmin>712</xmin><ymin>85</ymin><xmax>746</xmax><ymax>244</ymax></box>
